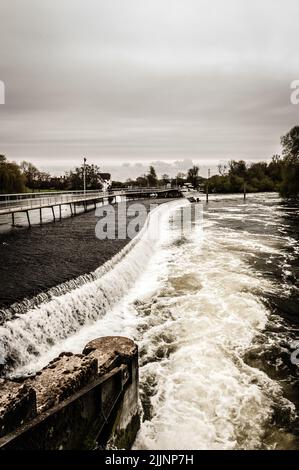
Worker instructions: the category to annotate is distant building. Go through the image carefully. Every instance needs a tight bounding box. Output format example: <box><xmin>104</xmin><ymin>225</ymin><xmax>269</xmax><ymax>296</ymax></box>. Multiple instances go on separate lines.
<box><xmin>99</xmin><ymin>173</ymin><xmax>111</xmax><ymax>191</ymax></box>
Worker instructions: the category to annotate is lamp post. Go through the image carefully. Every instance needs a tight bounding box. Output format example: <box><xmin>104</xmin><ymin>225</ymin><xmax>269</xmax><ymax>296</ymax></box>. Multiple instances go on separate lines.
<box><xmin>83</xmin><ymin>157</ymin><xmax>87</xmax><ymax>194</ymax></box>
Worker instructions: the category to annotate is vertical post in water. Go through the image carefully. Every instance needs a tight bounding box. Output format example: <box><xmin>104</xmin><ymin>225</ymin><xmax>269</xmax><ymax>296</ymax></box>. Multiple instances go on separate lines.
<box><xmin>12</xmin><ymin>212</ymin><xmax>15</xmax><ymax>227</ymax></box>
<box><xmin>52</xmin><ymin>206</ymin><xmax>56</xmax><ymax>222</ymax></box>
<box><xmin>206</xmin><ymin>168</ymin><xmax>210</xmax><ymax>203</ymax></box>
<box><xmin>39</xmin><ymin>207</ymin><xmax>42</xmax><ymax>225</ymax></box>
<box><xmin>83</xmin><ymin>156</ymin><xmax>87</xmax><ymax>195</ymax></box>
<box><xmin>243</xmin><ymin>181</ymin><xmax>247</xmax><ymax>201</ymax></box>
<box><xmin>26</xmin><ymin>210</ymin><xmax>31</xmax><ymax>227</ymax></box>
<box><xmin>59</xmin><ymin>205</ymin><xmax>62</xmax><ymax>221</ymax></box>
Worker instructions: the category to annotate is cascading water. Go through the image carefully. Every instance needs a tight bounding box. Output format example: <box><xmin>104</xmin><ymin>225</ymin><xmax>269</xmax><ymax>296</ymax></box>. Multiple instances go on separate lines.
<box><xmin>0</xmin><ymin>194</ymin><xmax>298</xmax><ymax>449</ymax></box>
<box><xmin>0</xmin><ymin>200</ymin><xmax>187</xmax><ymax>373</ymax></box>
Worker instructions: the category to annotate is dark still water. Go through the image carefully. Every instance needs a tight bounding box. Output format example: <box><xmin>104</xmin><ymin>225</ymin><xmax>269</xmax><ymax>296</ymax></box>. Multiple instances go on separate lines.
<box><xmin>0</xmin><ymin>193</ymin><xmax>298</xmax><ymax>449</ymax></box>
<box><xmin>0</xmin><ymin>199</ymin><xmax>163</xmax><ymax>312</ymax></box>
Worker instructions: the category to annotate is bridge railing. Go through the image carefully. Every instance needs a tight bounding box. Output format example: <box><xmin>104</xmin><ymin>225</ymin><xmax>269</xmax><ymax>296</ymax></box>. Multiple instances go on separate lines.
<box><xmin>0</xmin><ymin>186</ymin><xmax>178</xmax><ymax>211</ymax></box>
<box><xmin>0</xmin><ymin>190</ymin><xmax>106</xmax><ymax>210</ymax></box>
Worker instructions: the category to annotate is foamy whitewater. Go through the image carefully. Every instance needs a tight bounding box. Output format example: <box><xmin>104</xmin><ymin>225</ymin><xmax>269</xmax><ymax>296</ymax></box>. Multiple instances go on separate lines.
<box><xmin>0</xmin><ymin>194</ymin><xmax>298</xmax><ymax>449</ymax></box>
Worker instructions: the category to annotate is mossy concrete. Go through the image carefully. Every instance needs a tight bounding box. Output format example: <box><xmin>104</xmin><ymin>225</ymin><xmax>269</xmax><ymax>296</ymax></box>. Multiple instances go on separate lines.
<box><xmin>0</xmin><ymin>336</ymin><xmax>140</xmax><ymax>450</ymax></box>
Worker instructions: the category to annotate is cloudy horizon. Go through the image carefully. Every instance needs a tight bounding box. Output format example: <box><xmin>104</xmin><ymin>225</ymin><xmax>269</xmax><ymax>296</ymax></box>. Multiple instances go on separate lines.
<box><xmin>0</xmin><ymin>0</ymin><xmax>298</xmax><ymax>180</ymax></box>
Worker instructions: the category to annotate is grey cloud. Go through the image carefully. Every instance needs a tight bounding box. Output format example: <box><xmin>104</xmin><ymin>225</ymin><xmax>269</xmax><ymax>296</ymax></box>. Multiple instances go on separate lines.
<box><xmin>0</xmin><ymin>0</ymin><xmax>298</xmax><ymax>178</ymax></box>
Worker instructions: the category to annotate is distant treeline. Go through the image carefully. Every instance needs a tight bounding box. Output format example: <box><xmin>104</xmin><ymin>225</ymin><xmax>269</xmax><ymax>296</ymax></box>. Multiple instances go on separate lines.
<box><xmin>208</xmin><ymin>157</ymin><xmax>282</xmax><ymax>194</ymax></box>
<box><xmin>1</xmin><ymin>126</ymin><xmax>299</xmax><ymax>198</ymax></box>
<box><xmin>0</xmin><ymin>159</ymin><xmax>108</xmax><ymax>193</ymax></box>
<box><xmin>207</xmin><ymin>126</ymin><xmax>299</xmax><ymax>198</ymax></box>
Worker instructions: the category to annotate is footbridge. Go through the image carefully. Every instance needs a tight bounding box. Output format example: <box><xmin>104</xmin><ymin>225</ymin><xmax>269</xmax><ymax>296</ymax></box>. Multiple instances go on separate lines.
<box><xmin>0</xmin><ymin>187</ymin><xmax>182</xmax><ymax>227</ymax></box>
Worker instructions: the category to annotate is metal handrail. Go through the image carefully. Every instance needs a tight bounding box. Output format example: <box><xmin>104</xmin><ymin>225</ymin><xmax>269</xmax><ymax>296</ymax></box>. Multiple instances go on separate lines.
<box><xmin>0</xmin><ymin>186</ymin><xmax>170</xmax><ymax>198</ymax></box>
<box><xmin>0</xmin><ymin>186</ymin><xmax>177</xmax><ymax>210</ymax></box>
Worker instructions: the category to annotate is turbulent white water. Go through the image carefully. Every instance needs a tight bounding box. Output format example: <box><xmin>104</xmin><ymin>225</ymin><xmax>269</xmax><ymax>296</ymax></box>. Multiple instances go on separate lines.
<box><xmin>1</xmin><ymin>194</ymin><xmax>298</xmax><ymax>449</ymax></box>
<box><xmin>0</xmin><ymin>200</ymin><xmax>185</xmax><ymax>370</ymax></box>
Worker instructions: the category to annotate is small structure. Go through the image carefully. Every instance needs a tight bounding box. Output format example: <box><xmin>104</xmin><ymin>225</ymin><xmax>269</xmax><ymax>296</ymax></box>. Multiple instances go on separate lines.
<box><xmin>99</xmin><ymin>173</ymin><xmax>112</xmax><ymax>192</ymax></box>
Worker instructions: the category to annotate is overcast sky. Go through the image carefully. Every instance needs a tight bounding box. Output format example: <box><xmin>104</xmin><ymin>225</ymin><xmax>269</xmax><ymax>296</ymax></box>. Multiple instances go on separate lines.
<box><xmin>0</xmin><ymin>0</ymin><xmax>298</xmax><ymax>179</ymax></box>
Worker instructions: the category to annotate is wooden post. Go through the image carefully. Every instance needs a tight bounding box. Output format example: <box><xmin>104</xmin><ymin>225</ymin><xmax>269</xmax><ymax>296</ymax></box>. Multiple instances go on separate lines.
<box><xmin>39</xmin><ymin>208</ymin><xmax>42</xmax><ymax>225</ymax></box>
<box><xmin>26</xmin><ymin>211</ymin><xmax>31</xmax><ymax>227</ymax></box>
<box><xmin>206</xmin><ymin>168</ymin><xmax>210</xmax><ymax>203</ymax></box>
<box><xmin>243</xmin><ymin>181</ymin><xmax>247</xmax><ymax>201</ymax></box>
<box><xmin>70</xmin><ymin>203</ymin><xmax>73</xmax><ymax>217</ymax></box>
<box><xmin>73</xmin><ymin>204</ymin><xmax>76</xmax><ymax>215</ymax></box>
<box><xmin>51</xmin><ymin>206</ymin><xmax>56</xmax><ymax>222</ymax></box>
<box><xmin>59</xmin><ymin>205</ymin><xmax>62</xmax><ymax>221</ymax></box>
<box><xmin>12</xmin><ymin>212</ymin><xmax>15</xmax><ymax>226</ymax></box>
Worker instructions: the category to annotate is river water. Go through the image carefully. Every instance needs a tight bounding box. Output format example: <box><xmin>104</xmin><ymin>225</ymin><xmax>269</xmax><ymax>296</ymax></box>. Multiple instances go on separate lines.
<box><xmin>0</xmin><ymin>193</ymin><xmax>298</xmax><ymax>449</ymax></box>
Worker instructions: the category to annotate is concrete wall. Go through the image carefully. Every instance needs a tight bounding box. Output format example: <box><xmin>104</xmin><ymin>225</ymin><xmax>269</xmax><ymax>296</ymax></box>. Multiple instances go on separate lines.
<box><xmin>0</xmin><ymin>337</ymin><xmax>140</xmax><ymax>450</ymax></box>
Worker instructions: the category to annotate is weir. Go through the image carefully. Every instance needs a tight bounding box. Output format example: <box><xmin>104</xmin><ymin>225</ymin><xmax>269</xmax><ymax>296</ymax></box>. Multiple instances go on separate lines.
<box><xmin>0</xmin><ymin>336</ymin><xmax>140</xmax><ymax>450</ymax></box>
<box><xmin>0</xmin><ymin>200</ymin><xmax>186</xmax><ymax>370</ymax></box>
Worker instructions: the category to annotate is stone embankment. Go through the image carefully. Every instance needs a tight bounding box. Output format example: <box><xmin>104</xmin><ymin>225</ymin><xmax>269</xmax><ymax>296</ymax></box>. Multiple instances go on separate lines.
<box><xmin>0</xmin><ymin>336</ymin><xmax>139</xmax><ymax>450</ymax></box>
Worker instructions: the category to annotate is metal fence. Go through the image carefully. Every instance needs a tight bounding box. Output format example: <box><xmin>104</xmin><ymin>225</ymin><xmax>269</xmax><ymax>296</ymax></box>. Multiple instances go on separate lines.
<box><xmin>0</xmin><ymin>187</ymin><xmax>174</xmax><ymax>211</ymax></box>
<box><xmin>0</xmin><ymin>190</ymin><xmax>106</xmax><ymax>211</ymax></box>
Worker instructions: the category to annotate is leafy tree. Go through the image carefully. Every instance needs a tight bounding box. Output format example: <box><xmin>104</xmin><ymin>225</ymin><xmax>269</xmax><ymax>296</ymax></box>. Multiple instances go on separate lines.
<box><xmin>136</xmin><ymin>175</ymin><xmax>148</xmax><ymax>187</ymax></box>
<box><xmin>267</xmin><ymin>155</ymin><xmax>284</xmax><ymax>184</ymax></box>
<box><xmin>161</xmin><ymin>174</ymin><xmax>170</xmax><ymax>185</ymax></box>
<box><xmin>229</xmin><ymin>160</ymin><xmax>247</xmax><ymax>178</ymax></box>
<box><xmin>217</xmin><ymin>163</ymin><xmax>228</xmax><ymax>176</ymax></box>
<box><xmin>147</xmin><ymin>166</ymin><xmax>158</xmax><ymax>186</ymax></box>
<box><xmin>209</xmin><ymin>175</ymin><xmax>228</xmax><ymax>193</ymax></box>
<box><xmin>281</xmin><ymin>126</ymin><xmax>299</xmax><ymax>162</ymax></box>
<box><xmin>68</xmin><ymin>163</ymin><xmax>104</xmax><ymax>190</ymax></box>
<box><xmin>187</xmin><ymin>165</ymin><xmax>199</xmax><ymax>188</ymax></box>
<box><xmin>280</xmin><ymin>126</ymin><xmax>299</xmax><ymax>198</ymax></box>
<box><xmin>0</xmin><ymin>155</ymin><xmax>26</xmax><ymax>193</ymax></box>
<box><xmin>111</xmin><ymin>180</ymin><xmax>126</xmax><ymax>189</ymax></box>
<box><xmin>248</xmin><ymin>162</ymin><xmax>267</xmax><ymax>181</ymax></box>
<box><xmin>209</xmin><ymin>159</ymin><xmax>280</xmax><ymax>194</ymax></box>
<box><xmin>20</xmin><ymin>161</ymin><xmax>40</xmax><ymax>189</ymax></box>
<box><xmin>174</xmin><ymin>172</ymin><xmax>186</xmax><ymax>187</ymax></box>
